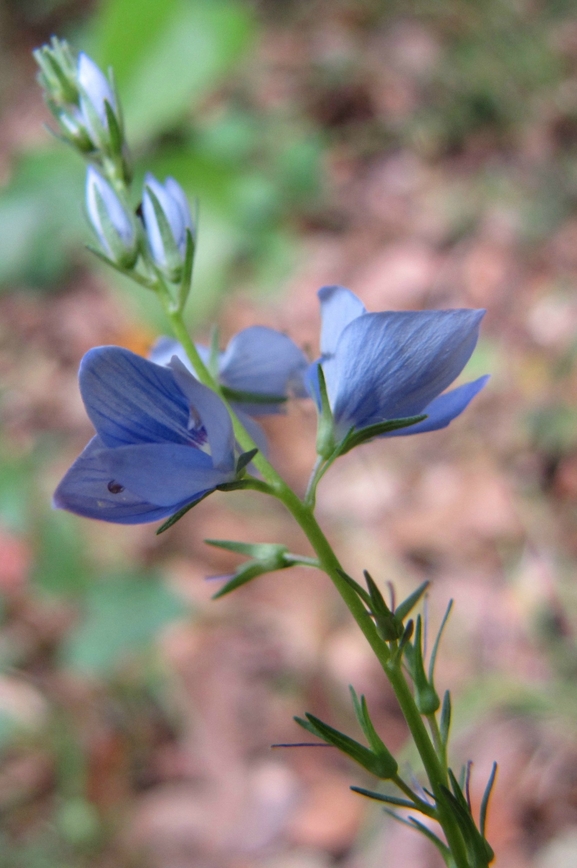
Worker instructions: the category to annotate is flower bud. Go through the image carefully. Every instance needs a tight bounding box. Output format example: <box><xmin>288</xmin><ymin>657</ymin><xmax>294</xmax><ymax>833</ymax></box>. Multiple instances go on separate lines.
<box><xmin>77</xmin><ymin>53</ymin><xmax>121</xmax><ymax>152</ymax></box>
<box><xmin>33</xmin><ymin>37</ymin><xmax>78</xmax><ymax>105</ymax></box>
<box><xmin>55</xmin><ymin>108</ymin><xmax>94</xmax><ymax>152</ymax></box>
<box><xmin>85</xmin><ymin>167</ymin><xmax>137</xmax><ymax>267</ymax></box>
<box><xmin>141</xmin><ymin>174</ymin><xmax>195</xmax><ymax>280</ymax></box>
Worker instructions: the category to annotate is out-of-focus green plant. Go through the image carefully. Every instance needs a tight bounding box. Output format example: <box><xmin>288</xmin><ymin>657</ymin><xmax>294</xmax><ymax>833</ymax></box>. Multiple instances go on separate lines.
<box><xmin>0</xmin><ymin>0</ymin><xmax>324</xmax><ymax>327</ymax></box>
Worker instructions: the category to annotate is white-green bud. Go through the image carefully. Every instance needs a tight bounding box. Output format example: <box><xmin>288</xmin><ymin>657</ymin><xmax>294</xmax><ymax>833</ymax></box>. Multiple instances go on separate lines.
<box><xmin>85</xmin><ymin>167</ymin><xmax>137</xmax><ymax>268</ymax></box>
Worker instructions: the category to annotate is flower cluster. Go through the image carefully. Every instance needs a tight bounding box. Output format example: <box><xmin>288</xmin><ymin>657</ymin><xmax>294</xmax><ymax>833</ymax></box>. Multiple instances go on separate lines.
<box><xmin>55</xmin><ymin>286</ymin><xmax>488</xmax><ymax>524</ymax></box>
<box><xmin>38</xmin><ymin>42</ymin><xmax>488</xmax><ymax>526</ymax></box>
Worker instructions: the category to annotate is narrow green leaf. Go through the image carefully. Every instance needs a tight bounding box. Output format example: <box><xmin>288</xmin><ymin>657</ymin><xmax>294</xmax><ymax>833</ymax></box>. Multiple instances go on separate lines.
<box><xmin>155</xmin><ymin>491</ymin><xmax>213</xmax><ymax>534</ymax></box>
<box><xmin>205</xmin><ymin>539</ymin><xmax>285</xmax><ymax>558</ymax></box>
<box><xmin>351</xmin><ymin>787</ymin><xmax>424</xmax><ymax>812</ymax></box>
<box><xmin>448</xmin><ymin>769</ymin><xmax>470</xmax><ymax>812</ymax></box>
<box><xmin>480</xmin><ymin>762</ymin><xmax>498</xmax><ymax>837</ymax></box>
<box><xmin>428</xmin><ymin>599</ymin><xmax>453</xmax><ymax>686</ymax></box>
<box><xmin>294</xmin><ymin>715</ymin><xmax>321</xmax><ymax>738</ymax></box>
<box><xmin>397</xmin><ymin>620</ymin><xmax>414</xmax><ymax>657</ymax></box>
<box><xmin>407</xmin><ymin>817</ymin><xmax>453</xmax><ymax>861</ymax></box>
<box><xmin>440</xmin><ymin>690</ymin><xmax>452</xmax><ymax>747</ymax></box>
<box><xmin>382</xmin><ymin>810</ymin><xmax>451</xmax><ymax>862</ymax></box>
<box><xmin>236</xmin><ymin>448</ymin><xmax>259</xmax><ymax>474</ymax></box>
<box><xmin>297</xmin><ymin>713</ymin><xmax>393</xmax><ymax>778</ymax></box>
<box><xmin>440</xmin><ymin>784</ymin><xmax>495</xmax><ymax>865</ymax></box>
<box><xmin>395</xmin><ymin>581</ymin><xmax>430</xmax><ymax>622</ymax></box>
<box><xmin>364</xmin><ymin>571</ymin><xmax>400</xmax><ymax>641</ymax></box>
<box><xmin>336</xmin><ymin>569</ymin><xmax>372</xmax><ymax>607</ymax></box>
<box><xmin>211</xmin><ymin>562</ymin><xmax>265</xmax><ymax>599</ymax></box>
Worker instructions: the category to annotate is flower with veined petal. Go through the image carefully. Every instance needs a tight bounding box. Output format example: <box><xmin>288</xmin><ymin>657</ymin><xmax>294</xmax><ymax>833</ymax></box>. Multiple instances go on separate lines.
<box><xmin>309</xmin><ymin>285</ymin><xmax>489</xmax><ymax>448</ymax></box>
<box><xmin>150</xmin><ymin>326</ymin><xmax>309</xmax><ymax>449</ymax></box>
<box><xmin>54</xmin><ymin>346</ymin><xmax>237</xmax><ymax>524</ymax></box>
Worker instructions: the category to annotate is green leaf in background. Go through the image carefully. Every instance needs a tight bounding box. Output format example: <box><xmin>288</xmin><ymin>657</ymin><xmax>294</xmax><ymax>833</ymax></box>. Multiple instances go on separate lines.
<box><xmin>0</xmin><ymin>451</ymin><xmax>36</xmax><ymax>531</ymax></box>
<box><xmin>32</xmin><ymin>512</ymin><xmax>90</xmax><ymax>597</ymax></box>
<box><xmin>0</xmin><ymin>150</ymin><xmax>85</xmax><ymax>287</ymax></box>
<box><xmin>61</xmin><ymin>573</ymin><xmax>187</xmax><ymax>676</ymax></box>
<box><xmin>92</xmin><ymin>0</ymin><xmax>255</xmax><ymax>146</ymax></box>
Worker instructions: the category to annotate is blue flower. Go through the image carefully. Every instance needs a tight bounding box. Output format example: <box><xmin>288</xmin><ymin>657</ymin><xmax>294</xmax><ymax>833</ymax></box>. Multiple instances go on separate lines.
<box><xmin>310</xmin><ymin>286</ymin><xmax>489</xmax><ymax>445</ymax></box>
<box><xmin>54</xmin><ymin>347</ymin><xmax>237</xmax><ymax>524</ymax></box>
<box><xmin>141</xmin><ymin>173</ymin><xmax>195</xmax><ymax>278</ymax></box>
<box><xmin>86</xmin><ymin>167</ymin><xmax>137</xmax><ymax>266</ymax></box>
<box><xmin>150</xmin><ymin>326</ymin><xmax>309</xmax><ymax>417</ymax></box>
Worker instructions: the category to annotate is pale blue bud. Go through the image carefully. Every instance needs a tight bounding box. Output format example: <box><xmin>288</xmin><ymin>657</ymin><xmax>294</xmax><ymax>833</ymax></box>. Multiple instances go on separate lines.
<box><xmin>141</xmin><ymin>173</ymin><xmax>194</xmax><ymax>277</ymax></box>
<box><xmin>86</xmin><ymin>167</ymin><xmax>136</xmax><ymax>267</ymax></box>
<box><xmin>77</xmin><ymin>53</ymin><xmax>117</xmax><ymax>146</ymax></box>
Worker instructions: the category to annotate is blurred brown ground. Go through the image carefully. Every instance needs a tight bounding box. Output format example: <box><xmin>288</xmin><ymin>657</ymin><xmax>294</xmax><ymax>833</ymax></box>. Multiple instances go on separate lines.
<box><xmin>3</xmin><ymin>1</ymin><xmax>577</xmax><ymax>867</ymax></box>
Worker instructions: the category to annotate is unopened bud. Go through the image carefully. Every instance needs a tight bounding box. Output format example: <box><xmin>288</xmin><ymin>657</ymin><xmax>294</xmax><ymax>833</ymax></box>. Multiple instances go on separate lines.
<box><xmin>77</xmin><ymin>53</ymin><xmax>121</xmax><ymax>153</ymax></box>
<box><xmin>141</xmin><ymin>174</ymin><xmax>194</xmax><ymax>280</ymax></box>
<box><xmin>85</xmin><ymin>167</ymin><xmax>137</xmax><ymax>267</ymax></box>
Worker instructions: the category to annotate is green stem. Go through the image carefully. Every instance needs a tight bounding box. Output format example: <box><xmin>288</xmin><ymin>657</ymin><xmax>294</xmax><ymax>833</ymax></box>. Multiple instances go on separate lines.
<box><xmin>167</xmin><ymin>308</ymin><xmax>472</xmax><ymax>868</ymax></box>
<box><xmin>427</xmin><ymin>713</ymin><xmax>447</xmax><ymax>769</ymax></box>
<box><xmin>392</xmin><ymin>773</ymin><xmax>436</xmax><ymax>818</ymax></box>
<box><xmin>279</xmin><ymin>496</ymin><xmax>470</xmax><ymax>868</ymax></box>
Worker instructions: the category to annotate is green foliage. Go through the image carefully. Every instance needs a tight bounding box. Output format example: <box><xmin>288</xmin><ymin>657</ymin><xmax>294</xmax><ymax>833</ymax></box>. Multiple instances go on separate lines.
<box><xmin>93</xmin><ymin>0</ymin><xmax>254</xmax><ymax>145</ymax></box>
<box><xmin>0</xmin><ymin>150</ymin><xmax>84</xmax><ymax>287</ymax></box>
<box><xmin>60</xmin><ymin>572</ymin><xmax>186</xmax><ymax>675</ymax></box>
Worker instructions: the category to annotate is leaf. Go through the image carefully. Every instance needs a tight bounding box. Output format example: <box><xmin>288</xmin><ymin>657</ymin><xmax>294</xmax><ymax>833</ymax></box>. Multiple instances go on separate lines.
<box><xmin>394</xmin><ymin>581</ymin><xmax>430</xmax><ymax>622</ymax></box>
<box><xmin>211</xmin><ymin>562</ymin><xmax>267</xmax><ymax>599</ymax></box>
<box><xmin>480</xmin><ymin>762</ymin><xmax>498</xmax><ymax>837</ymax></box>
<box><xmin>61</xmin><ymin>572</ymin><xmax>186</xmax><ymax>675</ymax></box>
<box><xmin>351</xmin><ymin>787</ymin><xmax>423</xmax><ymax>812</ymax></box>
<box><xmin>155</xmin><ymin>490</ymin><xmax>214</xmax><ymax>534</ymax></box>
<box><xmin>33</xmin><ymin>513</ymin><xmax>91</xmax><ymax>597</ymax></box>
<box><xmin>335</xmin><ymin>569</ymin><xmax>372</xmax><ymax>607</ymax></box>
<box><xmin>235</xmin><ymin>448</ymin><xmax>259</xmax><ymax>474</ymax></box>
<box><xmin>440</xmin><ymin>690</ymin><xmax>452</xmax><ymax>747</ymax></box>
<box><xmin>0</xmin><ymin>150</ymin><xmax>85</xmax><ymax>288</ymax></box>
<box><xmin>93</xmin><ymin>0</ymin><xmax>255</xmax><ymax>145</ymax></box>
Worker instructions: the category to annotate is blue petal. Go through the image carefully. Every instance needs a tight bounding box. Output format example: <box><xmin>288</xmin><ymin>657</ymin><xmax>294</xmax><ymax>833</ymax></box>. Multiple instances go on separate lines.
<box><xmin>98</xmin><ymin>442</ymin><xmax>234</xmax><ymax>506</ymax></box>
<box><xmin>148</xmin><ymin>337</ymin><xmax>210</xmax><ymax>374</ymax></box>
<box><xmin>328</xmin><ymin>309</ymin><xmax>485</xmax><ymax>435</ymax></box>
<box><xmin>318</xmin><ymin>286</ymin><xmax>366</xmax><ymax>357</ymax></box>
<box><xmin>219</xmin><ymin>326</ymin><xmax>309</xmax><ymax>415</ymax></box>
<box><xmin>384</xmin><ymin>376</ymin><xmax>490</xmax><ymax>437</ymax></box>
<box><xmin>77</xmin><ymin>53</ymin><xmax>116</xmax><ymax>125</ymax></box>
<box><xmin>80</xmin><ymin>347</ymin><xmax>196</xmax><ymax>448</ymax></box>
<box><xmin>53</xmin><ymin>437</ymin><xmax>180</xmax><ymax>525</ymax></box>
<box><xmin>168</xmin><ymin>358</ymin><xmax>235</xmax><ymax>471</ymax></box>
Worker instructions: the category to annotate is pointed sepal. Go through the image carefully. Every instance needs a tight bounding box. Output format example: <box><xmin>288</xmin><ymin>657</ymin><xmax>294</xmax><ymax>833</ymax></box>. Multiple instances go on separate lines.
<box><xmin>337</xmin><ymin>415</ymin><xmax>427</xmax><ymax>455</ymax></box>
<box><xmin>315</xmin><ymin>365</ymin><xmax>336</xmax><ymax>459</ymax></box>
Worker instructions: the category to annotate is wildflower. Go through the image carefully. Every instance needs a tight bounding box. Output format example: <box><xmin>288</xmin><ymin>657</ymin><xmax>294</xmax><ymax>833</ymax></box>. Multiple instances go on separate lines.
<box><xmin>141</xmin><ymin>173</ymin><xmax>195</xmax><ymax>279</ymax></box>
<box><xmin>150</xmin><ymin>325</ymin><xmax>309</xmax><ymax>416</ymax></box>
<box><xmin>85</xmin><ymin>167</ymin><xmax>137</xmax><ymax>267</ymax></box>
<box><xmin>54</xmin><ymin>347</ymin><xmax>237</xmax><ymax>524</ymax></box>
<box><xmin>310</xmin><ymin>285</ymin><xmax>488</xmax><ymax>450</ymax></box>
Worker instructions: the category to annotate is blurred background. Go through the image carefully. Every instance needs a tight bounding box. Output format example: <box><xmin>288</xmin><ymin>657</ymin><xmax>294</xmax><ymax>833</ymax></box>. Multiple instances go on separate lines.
<box><xmin>1</xmin><ymin>0</ymin><xmax>577</xmax><ymax>865</ymax></box>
